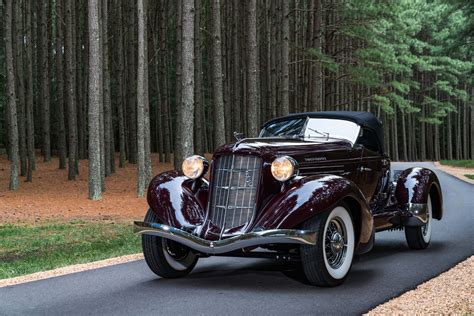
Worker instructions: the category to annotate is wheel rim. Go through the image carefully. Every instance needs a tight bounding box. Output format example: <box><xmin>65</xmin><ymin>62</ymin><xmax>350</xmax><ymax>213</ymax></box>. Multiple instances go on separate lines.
<box><xmin>325</xmin><ymin>217</ymin><xmax>348</xmax><ymax>269</ymax></box>
<box><xmin>322</xmin><ymin>206</ymin><xmax>355</xmax><ymax>279</ymax></box>
<box><xmin>421</xmin><ymin>197</ymin><xmax>432</xmax><ymax>243</ymax></box>
<box><xmin>162</xmin><ymin>239</ymin><xmax>196</xmax><ymax>271</ymax></box>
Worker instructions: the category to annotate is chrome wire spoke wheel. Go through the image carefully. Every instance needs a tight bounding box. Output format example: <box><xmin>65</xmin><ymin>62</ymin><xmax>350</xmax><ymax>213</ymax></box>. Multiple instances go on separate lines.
<box><xmin>322</xmin><ymin>206</ymin><xmax>355</xmax><ymax>280</ymax></box>
<box><xmin>324</xmin><ymin>217</ymin><xmax>348</xmax><ymax>269</ymax></box>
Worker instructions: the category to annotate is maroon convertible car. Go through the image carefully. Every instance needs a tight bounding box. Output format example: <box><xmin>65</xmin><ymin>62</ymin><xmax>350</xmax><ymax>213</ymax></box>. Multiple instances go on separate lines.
<box><xmin>134</xmin><ymin>111</ymin><xmax>443</xmax><ymax>287</ymax></box>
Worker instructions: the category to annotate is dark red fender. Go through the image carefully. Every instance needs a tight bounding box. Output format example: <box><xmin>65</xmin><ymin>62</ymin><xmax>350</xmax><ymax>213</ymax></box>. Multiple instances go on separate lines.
<box><xmin>147</xmin><ymin>171</ymin><xmax>208</xmax><ymax>229</ymax></box>
<box><xmin>395</xmin><ymin>167</ymin><xmax>443</xmax><ymax>220</ymax></box>
<box><xmin>252</xmin><ymin>175</ymin><xmax>374</xmax><ymax>247</ymax></box>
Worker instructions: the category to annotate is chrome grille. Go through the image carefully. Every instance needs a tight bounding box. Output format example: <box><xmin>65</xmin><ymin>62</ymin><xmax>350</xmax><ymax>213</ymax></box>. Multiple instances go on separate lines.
<box><xmin>209</xmin><ymin>155</ymin><xmax>261</xmax><ymax>233</ymax></box>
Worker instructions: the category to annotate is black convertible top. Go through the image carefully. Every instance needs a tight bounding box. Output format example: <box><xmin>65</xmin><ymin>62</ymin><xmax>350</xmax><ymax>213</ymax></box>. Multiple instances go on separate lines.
<box><xmin>262</xmin><ymin>111</ymin><xmax>385</xmax><ymax>153</ymax></box>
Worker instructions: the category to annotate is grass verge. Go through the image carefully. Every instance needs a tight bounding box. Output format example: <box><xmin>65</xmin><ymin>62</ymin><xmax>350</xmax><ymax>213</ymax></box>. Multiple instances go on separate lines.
<box><xmin>0</xmin><ymin>220</ymin><xmax>140</xmax><ymax>279</ymax></box>
<box><xmin>465</xmin><ymin>174</ymin><xmax>474</xmax><ymax>180</ymax></box>
<box><xmin>439</xmin><ymin>160</ymin><xmax>474</xmax><ymax>169</ymax></box>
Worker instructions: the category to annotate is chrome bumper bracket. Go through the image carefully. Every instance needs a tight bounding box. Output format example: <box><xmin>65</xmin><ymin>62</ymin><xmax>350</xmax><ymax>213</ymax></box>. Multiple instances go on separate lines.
<box><xmin>134</xmin><ymin>221</ymin><xmax>317</xmax><ymax>255</ymax></box>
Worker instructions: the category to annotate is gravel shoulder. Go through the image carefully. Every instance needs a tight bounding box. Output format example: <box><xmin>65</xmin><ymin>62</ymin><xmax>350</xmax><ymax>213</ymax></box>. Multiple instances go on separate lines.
<box><xmin>434</xmin><ymin>161</ymin><xmax>474</xmax><ymax>184</ymax></box>
<box><xmin>0</xmin><ymin>254</ymin><xmax>143</xmax><ymax>288</ymax></box>
<box><xmin>368</xmin><ymin>256</ymin><xmax>474</xmax><ymax>314</ymax></box>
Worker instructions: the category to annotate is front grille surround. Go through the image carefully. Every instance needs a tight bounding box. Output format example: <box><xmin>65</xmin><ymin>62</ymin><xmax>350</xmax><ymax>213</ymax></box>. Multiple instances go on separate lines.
<box><xmin>208</xmin><ymin>155</ymin><xmax>262</xmax><ymax>237</ymax></box>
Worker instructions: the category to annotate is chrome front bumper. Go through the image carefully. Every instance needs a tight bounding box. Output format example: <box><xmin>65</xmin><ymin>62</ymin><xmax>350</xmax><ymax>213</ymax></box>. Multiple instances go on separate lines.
<box><xmin>134</xmin><ymin>221</ymin><xmax>317</xmax><ymax>255</ymax></box>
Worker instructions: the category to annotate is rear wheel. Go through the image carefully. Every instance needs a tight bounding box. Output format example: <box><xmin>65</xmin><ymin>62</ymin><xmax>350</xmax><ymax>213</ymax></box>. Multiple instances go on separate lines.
<box><xmin>300</xmin><ymin>203</ymin><xmax>355</xmax><ymax>287</ymax></box>
<box><xmin>405</xmin><ymin>196</ymin><xmax>433</xmax><ymax>250</ymax></box>
<box><xmin>142</xmin><ymin>209</ymin><xmax>198</xmax><ymax>278</ymax></box>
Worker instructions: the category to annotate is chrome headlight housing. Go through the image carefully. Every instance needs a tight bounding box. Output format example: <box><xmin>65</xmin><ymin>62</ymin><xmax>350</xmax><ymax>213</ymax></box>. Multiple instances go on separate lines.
<box><xmin>271</xmin><ymin>156</ymin><xmax>298</xmax><ymax>182</ymax></box>
<box><xmin>182</xmin><ymin>155</ymin><xmax>208</xmax><ymax>179</ymax></box>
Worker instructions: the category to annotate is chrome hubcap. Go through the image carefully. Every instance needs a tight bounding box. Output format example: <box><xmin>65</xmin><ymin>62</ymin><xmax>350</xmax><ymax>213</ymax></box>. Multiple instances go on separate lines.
<box><xmin>325</xmin><ymin>217</ymin><xmax>347</xmax><ymax>269</ymax></box>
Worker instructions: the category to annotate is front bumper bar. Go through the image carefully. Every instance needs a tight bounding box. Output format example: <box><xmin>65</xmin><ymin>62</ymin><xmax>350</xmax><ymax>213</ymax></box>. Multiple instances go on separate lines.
<box><xmin>134</xmin><ymin>221</ymin><xmax>317</xmax><ymax>255</ymax></box>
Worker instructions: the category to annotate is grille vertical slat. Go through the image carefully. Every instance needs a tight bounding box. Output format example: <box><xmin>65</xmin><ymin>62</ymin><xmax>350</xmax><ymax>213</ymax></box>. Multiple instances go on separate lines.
<box><xmin>209</xmin><ymin>155</ymin><xmax>261</xmax><ymax>235</ymax></box>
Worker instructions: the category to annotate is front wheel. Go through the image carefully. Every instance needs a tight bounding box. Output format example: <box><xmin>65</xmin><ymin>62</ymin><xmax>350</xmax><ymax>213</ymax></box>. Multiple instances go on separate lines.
<box><xmin>142</xmin><ymin>209</ymin><xmax>198</xmax><ymax>278</ymax></box>
<box><xmin>405</xmin><ymin>196</ymin><xmax>433</xmax><ymax>250</ymax></box>
<box><xmin>300</xmin><ymin>203</ymin><xmax>355</xmax><ymax>287</ymax></box>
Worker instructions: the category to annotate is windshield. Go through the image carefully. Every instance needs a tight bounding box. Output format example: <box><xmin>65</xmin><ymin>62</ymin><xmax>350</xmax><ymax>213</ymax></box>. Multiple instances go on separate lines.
<box><xmin>259</xmin><ymin>117</ymin><xmax>361</xmax><ymax>144</ymax></box>
<box><xmin>259</xmin><ymin>118</ymin><xmax>306</xmax><ymax>137</ymax></box>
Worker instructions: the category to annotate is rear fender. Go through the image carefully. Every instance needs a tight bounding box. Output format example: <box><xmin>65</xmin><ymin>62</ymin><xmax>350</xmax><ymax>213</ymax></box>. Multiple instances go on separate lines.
<box><xmin>252</xmin><ymin>175</ymin><xmax>373</xmax><ymax>247</ymax></box>
<box><xmin>395</xmin><ymin>167</ymin><xmax>443</xmax><ymax>220</ymax></box>
<box><xmin>147</xmin><ymin>171</ymin><xmax>208</xmax><ymax>229</ymax></box>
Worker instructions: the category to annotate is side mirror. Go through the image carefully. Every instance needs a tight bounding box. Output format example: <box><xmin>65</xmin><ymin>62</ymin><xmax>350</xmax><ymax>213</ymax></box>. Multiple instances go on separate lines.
<box><xmin>233</xmin><ymin>131</ymin><xmax>244</xmax><ymax>141</ymax></box>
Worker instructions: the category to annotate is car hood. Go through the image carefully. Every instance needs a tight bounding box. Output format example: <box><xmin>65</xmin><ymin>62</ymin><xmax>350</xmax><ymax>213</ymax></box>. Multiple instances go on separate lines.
<box><xmin>213</xmin><ymin>137</ymin><xmax>351</xmax><ymax>161</ymax></box>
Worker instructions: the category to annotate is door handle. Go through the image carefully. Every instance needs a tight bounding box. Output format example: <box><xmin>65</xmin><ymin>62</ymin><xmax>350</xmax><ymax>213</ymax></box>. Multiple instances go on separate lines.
<box><xmin>358</xmin><ymin>166</ymin><xmax>372</xmax><ymax>172</ymax></box>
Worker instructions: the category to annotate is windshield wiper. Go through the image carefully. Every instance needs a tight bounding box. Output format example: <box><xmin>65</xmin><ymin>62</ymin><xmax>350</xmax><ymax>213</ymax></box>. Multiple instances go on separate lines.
<box><xmin>306</xmin><ymin>127</ymin><xmax>330</xmax><ymax>141</ymax></box>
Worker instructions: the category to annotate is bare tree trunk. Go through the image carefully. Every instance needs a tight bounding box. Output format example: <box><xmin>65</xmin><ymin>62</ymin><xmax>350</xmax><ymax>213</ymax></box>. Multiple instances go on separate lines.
<box><xmin>25</xmin><ymin>0</ymin><xmax>35</xmax><ymax>181</ymax></box>
<box><xmin>471</xmin><ymin>87</ymin><xmax>474</xmax><ymax>159</ymax></box>
<box><xmin>246</xmin><ymin>0</ymin><xmax>259</xmax><ymax>137</ymax></box>
<box><xmin>211</xmin><ymin>0</ymin><xmax>226</xmax><ymax>149</ymax></box>
<box><xmin>14</xmin><ymin>0</ymin><xmax>27</xmax><ymax>177</ymax></box>
<box><xmin>174</xmin><ymin>0</ymin><xmax>195</xmax><ymax>169</ymax></box>
<box><xmin>312</xmin><ymin>0</ymin><xmax>323</xmax><ymax>110</ymax></box>
<box><xmin>116</xmin><ymin>0</ymin><xmax>126</xmax><ymax>168</ymax></box>
<box><xmin>88</xmin><ymin>0</ymin><xmax>102</xmax><ymax>200</ymax></box>
<box><xmin>194</xmin><ymin>0</ymin><xmax>204</xmax><ymax>155</ymax></box>
<box><xmin>102</xmin><ymin>0</ymin><xmax>112</xmax><ymax>176</ymax></box>
<box><xmin>137</xmin><ymin>0</ymin><xmax>151</xmax><ymax>196</ymax></box>
<box><xmin>160</xmin><ymin>0</ymin><xmax>171</xmax><ymax>162</ymax></box>
<box><xmin>232</xmin><ymin>0</ymin><xmax>241</xmax><ymax>134</ymax></box>
<box><xmin>55</xmin><ymin>0</ymin><xmax>67</xmax><ymax>170</ymax></box>
<box><xmin>40</xmin><ymin>0</ymin><xmax>51</xmax><ymax>161</ymax></box>
<box><xmin>65</xmin><ymin>0</ymin><xmax>77</xmax><ymax>180</ymax></box>
<box><xmin>5</xmin><ymin>0</ymin><xmax>19</xmax><ymax>190</ymax></box>
<box><xmin>281</xmin><ymin>0</ymin><xmax>290</xmax><ymax>115</ymax></box>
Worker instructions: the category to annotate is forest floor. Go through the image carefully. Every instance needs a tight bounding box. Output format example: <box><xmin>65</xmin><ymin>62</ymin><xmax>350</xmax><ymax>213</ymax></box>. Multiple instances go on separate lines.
<box><xmin>0</xmin><ymin>153</ymin><xmax>174</xmax><ymax>224</ymax></box>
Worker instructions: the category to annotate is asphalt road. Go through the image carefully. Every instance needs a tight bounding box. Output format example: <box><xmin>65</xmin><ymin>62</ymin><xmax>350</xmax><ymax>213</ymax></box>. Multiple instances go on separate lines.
<box><xmin>1</xmin><ymin>162</ymin><xmax>473</xmax><ymax>316</ymax></box>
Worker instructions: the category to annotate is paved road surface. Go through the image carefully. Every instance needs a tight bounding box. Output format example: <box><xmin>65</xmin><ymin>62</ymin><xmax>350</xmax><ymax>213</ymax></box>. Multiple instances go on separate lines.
<box><xmin>1</xmin><ymin>162</ymin><xmax>473</xmax><ymax>315</ymax></box>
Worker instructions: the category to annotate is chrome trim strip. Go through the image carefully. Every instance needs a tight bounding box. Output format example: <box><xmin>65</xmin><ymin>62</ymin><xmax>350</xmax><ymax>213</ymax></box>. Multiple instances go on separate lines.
<box><xmin>134</xmin><ymin>221</ymin><xmax>317</xmax><ymax>255</ymax></box>
<box><xmin>403</xmin><ymin>203</ymin><xmax>428</xmax><ymax>224</ymax></box>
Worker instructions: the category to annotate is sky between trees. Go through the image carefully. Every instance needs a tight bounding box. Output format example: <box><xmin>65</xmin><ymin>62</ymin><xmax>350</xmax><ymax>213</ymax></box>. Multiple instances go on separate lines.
<box><xmin>1</xmin><ymin>0</ymin><xmax>473</xmax><ymax>198</ymax></box>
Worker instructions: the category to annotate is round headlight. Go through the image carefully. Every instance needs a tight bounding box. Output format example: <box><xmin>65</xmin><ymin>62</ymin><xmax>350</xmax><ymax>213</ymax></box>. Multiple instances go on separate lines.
<box><xmin>271</xmin><ymin>156</ymin><xmax>298</xmax><ymax>182</ymax></box>
<box><xmin>182</xmin><ymin>155</ymin><xmax>208</xmax><ymax>179</ymax></box>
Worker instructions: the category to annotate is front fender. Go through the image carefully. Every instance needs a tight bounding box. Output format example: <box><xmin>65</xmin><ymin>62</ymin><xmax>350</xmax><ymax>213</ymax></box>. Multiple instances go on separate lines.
<box><xmin>252</xmin><ymin>175</ymin><xmax>373</xmax><ymax>245</ymax></box>
<box><xmin>395</xmin><ymin>167</ymin><xmax>443</xmax><ymax>220</ymax></box>
<box><xmin>147</xmin><ymin>171</ymin><xmax>208</xmax><ymax>229</ymax></box>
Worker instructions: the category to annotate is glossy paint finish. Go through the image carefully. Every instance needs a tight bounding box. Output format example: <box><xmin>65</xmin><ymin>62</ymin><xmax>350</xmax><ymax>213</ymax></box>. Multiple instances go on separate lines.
<box><xmin>395</xmin><ymin>167</ymin><xmax>443</xmax><ymax>220</ymax></box>
<box><xmin>145</xmin><ymin>136</ymin><xmax>443</xmax><ymax>256</ymax></box>
<box><xmin>147</xmin><ymin>171</ymin><xmax>208</xmax><ymax>230</ymax></box>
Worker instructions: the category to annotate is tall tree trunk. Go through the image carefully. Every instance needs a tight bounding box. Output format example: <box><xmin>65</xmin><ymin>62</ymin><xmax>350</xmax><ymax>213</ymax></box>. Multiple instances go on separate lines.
<box><xmin>14</xmin><ymin>0</ymin><xmax>27</xmax><ymax>177</ymax></box>
<box><xmin>65</xmin><ymin>0</ymin><xmax>77</xmax><ymax>180</ymax></box>
<box><xmin>5</xmin><ymin>0</ymin><xmax>19</xmax><ymax>190</ymax></box>
<box><xmin>102</xmin><ymin>0</ymin><xmax>112</xmax><ymax>176</ymax></box>
<box><xmin>137</xmin><ymin>0</ymin><xmax>151</xmax><ymax>196</ymax></box>
<box><xmin>56</xmin><ymin>0</ymin><xmax>67</xmax><ymax>169</ymax></box>
<box><xmin>116</xmin><ymin>0</ymin><xmax>126</xmax><ymax>168</ymax></box>
<box><xmin>25</xmin><ymin>0</ymin><xmax>36</xmax><ymax>181</ymax></box>
<box><xmin>211</xmin><ymin>0</ymin><xmax>226</xmax><ymax>149</ymax></box>
<box><xmin>174</xmin><ymin>0</ymin><xmax>195</xmax><ymax>169</ymax></box>
<box><xmin>160</xmin><ymin>0</ymin><xmax>171</xmax><ymax>162</ymax></box>
<box><xmin>471</xmin><ymin>87</ymin><xmax>474</xmax><ymax>159</ymax></box>
<box><xmin>40</xmin><ymin>0</ymin><xmax>51</xmax><ymax>161</ymax></box>
<box><xmin>194</xmin><ymin>0</ymin><xmax>204</xmax><ymax>155</ymax></box>
<box><xmin>281</xmin><ymin>0</ymin><xmax>290</xmax><ymax>116</ymax></box>
<box><xmin>246</xmin><ymin>0</ymin><xmax>259</xmax><ymax>137</ymax></box>
<box><xmin>312</xmin><ymin>0</ymin><xmax>323</xmax><ymax>111</ymax></box>
<box><xmin>88</xmin><ymin>0</ymin><xmax>102</xmax><ymax>200</ymax></box>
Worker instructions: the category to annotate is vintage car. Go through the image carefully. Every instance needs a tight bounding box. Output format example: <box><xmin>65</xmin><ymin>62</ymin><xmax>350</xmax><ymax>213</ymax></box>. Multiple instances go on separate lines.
<box><xmin>134</xmin><ymin>111</ymin><xmax>443</xmax><ymax>287</ymax></box>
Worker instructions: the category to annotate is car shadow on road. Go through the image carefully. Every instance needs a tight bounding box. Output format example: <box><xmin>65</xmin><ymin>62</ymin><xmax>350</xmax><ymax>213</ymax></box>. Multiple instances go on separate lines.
<box><xmin>140</xmin><ymin>238</ymin><xmax>446</xmax><ymax>291</ymax></box>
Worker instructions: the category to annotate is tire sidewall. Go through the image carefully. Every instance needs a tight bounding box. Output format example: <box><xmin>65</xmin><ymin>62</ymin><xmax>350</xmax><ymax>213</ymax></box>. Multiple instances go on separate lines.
<box><xmin>322</xmin><ymin>205</ymin><xmax>355</xmax><ymax>280</ymax></box>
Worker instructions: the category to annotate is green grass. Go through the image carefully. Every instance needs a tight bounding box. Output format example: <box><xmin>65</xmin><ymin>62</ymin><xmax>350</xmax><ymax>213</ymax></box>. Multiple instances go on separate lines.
<box><xmin>465</xmin><ymin>174</ymin><xmax>474</xmax><ymax>180</ymax></box>
<box><xmin>439</xmin><ymin>160</ymin><xmax>474</xmax><ymax>169</ymax></box>
<box><xmin>0</xmin><ymin>220</ymin><xmax>140</xmax><ymax>279</ymax></box>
